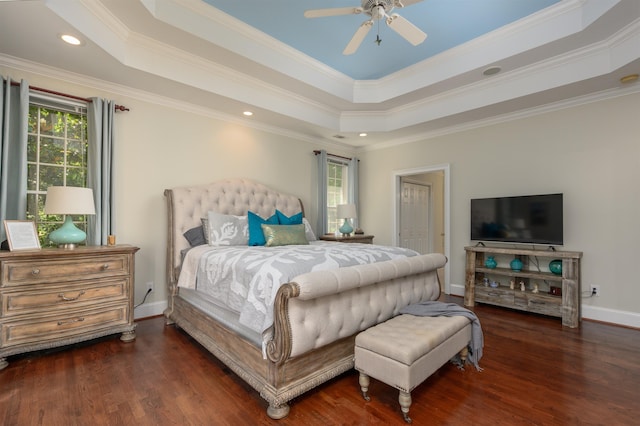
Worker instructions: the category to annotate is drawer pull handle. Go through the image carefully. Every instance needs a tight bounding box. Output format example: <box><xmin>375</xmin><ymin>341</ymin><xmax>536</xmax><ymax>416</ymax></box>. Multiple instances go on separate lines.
<box><xmin>101</xmin><ymin>264</ymin><xmax>110</xmax><ymax>270</ymax></box>
<box><xmin>57</xmin><ymin>317</ymin><xmax>85</xmax><ymax>326</ymax></box>
<box><xmin>32</xmin><ymin>268</ymin><xmax>40</xmax><ymax>275</ymax></box>
<box><xmin>58</xmin><ymin>290</ymin><xmax>86</xmax><ymax>301</ymax></box>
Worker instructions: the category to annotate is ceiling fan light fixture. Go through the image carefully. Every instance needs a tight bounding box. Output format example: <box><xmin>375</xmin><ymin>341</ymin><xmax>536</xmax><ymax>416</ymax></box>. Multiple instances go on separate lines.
<box><xmin>306</xmin><ymin>0</ymin><xmax>426</xmax><ymax>54</ymax></box>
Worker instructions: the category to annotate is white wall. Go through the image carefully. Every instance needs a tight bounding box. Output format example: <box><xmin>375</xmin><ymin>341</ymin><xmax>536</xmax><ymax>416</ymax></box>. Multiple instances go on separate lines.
<box><xmin>360</xmin><ymin>91</ymin><xmax>640</xmax><ymax>326</ymax></box>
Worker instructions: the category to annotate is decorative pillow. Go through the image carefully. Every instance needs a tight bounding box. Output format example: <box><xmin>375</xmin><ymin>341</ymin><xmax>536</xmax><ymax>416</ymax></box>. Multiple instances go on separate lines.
<box><xmin>248</xmin><ymin>211</ymin><xmax>278</xmax><ymax>246</ymax></box>
<box><xmin>276</xmin><ymin>209</ymin><xmax>303</xmax><ymax>225</ymax></box>
<box><xmin>183</xmin><ymin>225</ymin><xmax>206</xmax><ymax>247</ymax></box>
<box><xmin>302</xmin><ymin>218</ymin><xmax>317</xmax><ymax>241</ymax></box>
<box><xmin>201</xmin><ymin>217</ymin><xmax>210</xmax><ymax>243</ymax></box>
<box><xmin>261</xmin><ymin>224</ymin><xmax>309</xmax><ymax>247</ymax></box>
<box><xmin>206</xmin><ymin>211</ymin><xmax>248</xmax><ymax>246</ymax></box>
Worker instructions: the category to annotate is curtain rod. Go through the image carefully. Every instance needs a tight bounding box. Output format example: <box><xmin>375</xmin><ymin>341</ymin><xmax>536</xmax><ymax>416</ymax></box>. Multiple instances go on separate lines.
<box><xmin>313</xmin><ymin>150</ymin><xmax>352</xmax><ymax>161</ymax></box>
<box><xmin>10</xmin><ymin>82</ymin><xmax>129</xmax><ymax>112</ymax></box>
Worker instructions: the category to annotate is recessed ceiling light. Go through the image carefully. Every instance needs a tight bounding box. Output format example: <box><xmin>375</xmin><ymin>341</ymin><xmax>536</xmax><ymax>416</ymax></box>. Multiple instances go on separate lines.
<box><xmin>483</xmin><ymin>66</ymin><xmax>502</xmax><ymax>76</ymax></box>
<box><xmin>620</xmin><ymin>74</ymin><xmax>639</xmax><ymax>84</ymax></box>
<box><xmin>243</xmin><ymin>111</ymin><xmax>253</xmax><ymax>116</ymax></box>
<box><xmin>359</xmin><ymin>133</ymin><xmax>367</xmax><ymax>137</ymax></box>
<box><xmin>60</xmin><ymin>34</ymin><xmax>82</xmax><ymax>46</ymax></box>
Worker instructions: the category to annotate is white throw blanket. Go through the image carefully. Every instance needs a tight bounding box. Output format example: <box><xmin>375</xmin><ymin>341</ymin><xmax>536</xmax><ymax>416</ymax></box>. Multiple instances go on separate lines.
<box><xmin>178</xmin><ymin>241</ymin><xmax>419</xmax><ymax>335</ymax></box>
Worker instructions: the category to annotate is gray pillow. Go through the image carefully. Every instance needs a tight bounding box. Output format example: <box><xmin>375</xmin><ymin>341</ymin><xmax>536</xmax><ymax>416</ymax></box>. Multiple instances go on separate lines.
<box><xmin>183</xmin><ymin>225</ymin><xmax>206</xmax><ymax>247</ymax></box>
<box><xmin>206</xmin><ymin>211</ymin><xmax>248</xmax><ymax>246</ymax></box>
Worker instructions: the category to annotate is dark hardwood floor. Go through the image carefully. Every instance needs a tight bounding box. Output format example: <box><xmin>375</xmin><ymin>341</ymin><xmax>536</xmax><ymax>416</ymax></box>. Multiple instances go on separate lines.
<box><xmin>1</xmin><ymin>298</ymin><xmax>638</xmax><ymax>425</ymax></box>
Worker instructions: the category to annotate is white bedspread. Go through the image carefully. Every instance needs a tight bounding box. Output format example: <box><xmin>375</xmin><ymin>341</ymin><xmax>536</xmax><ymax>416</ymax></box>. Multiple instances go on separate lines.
<box><xmin>177</xmin><ymin>241</ymin><xmax>418</xmax><ymax>334</ymax></box>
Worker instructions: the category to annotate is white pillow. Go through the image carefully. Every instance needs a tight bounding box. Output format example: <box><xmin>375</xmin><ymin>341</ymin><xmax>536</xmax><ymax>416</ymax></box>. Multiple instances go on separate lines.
<box><xmin>302</xmin><ymin>218</ymin><xmax>317</xmax><ymax>241</ymax></box>
<box><xmin>206</xmin><ymin>211</ymin><xmax>248</xmax><ymax>246</ymax></box>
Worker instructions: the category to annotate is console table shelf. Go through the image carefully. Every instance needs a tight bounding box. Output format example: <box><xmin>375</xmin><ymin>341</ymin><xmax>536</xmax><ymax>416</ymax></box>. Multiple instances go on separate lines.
<box><xmin>464</xmin><ymin>246</ymin><xmax>582</xmax><ymax>328</ymax></box>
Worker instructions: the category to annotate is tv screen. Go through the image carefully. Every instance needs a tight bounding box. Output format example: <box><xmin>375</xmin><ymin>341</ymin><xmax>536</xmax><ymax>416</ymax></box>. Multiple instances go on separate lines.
<box><xmin>470</xmin><ymin>193</ymin><xmax>563</xmax><ymax>245</ymax></box>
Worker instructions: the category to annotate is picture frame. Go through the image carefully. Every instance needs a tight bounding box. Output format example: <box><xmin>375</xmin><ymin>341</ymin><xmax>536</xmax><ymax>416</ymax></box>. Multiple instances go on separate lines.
<box><xmin>4</xmin><ymin>220</ymin><xmax>41</xmax><ymax>251</ymax></box>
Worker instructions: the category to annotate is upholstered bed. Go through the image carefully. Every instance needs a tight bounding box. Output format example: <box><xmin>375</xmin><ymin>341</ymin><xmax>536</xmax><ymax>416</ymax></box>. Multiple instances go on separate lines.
<box><xmin>164</xmin><ymin>178</ymin><xmax>446</xmax><ymax>419</ymax></box>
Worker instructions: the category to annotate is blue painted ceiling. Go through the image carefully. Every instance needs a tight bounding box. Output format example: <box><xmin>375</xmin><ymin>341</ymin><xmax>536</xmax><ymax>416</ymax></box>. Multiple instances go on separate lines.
<box><xmin>203</xmin><ymin>0</ymin><xmax>560</xmax><ymax>80</ymax></box>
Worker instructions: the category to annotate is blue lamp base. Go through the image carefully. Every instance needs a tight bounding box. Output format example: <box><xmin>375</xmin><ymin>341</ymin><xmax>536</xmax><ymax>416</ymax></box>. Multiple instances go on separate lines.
<box><xmin>49</xmin><ymin>216</ymin><xmax>86</xmax><ymax>249</ymax></box>
<box><xmin>339</xmin><ymin>219</ymin><xmax>353</xmax><ymax>236</ymax></box>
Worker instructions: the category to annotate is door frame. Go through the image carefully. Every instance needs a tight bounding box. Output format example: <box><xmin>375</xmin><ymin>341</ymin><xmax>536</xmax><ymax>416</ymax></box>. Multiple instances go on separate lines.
<box><xmin>392</xmin><ymin>164</ymin><xmax>451</xmax><ymax>294</ymax></box>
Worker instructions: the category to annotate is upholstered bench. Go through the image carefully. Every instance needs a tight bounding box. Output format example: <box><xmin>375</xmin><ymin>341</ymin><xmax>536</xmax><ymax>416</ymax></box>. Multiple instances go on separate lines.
<box><xmin>354</xmin><ymin>314</ymin><xmax>472</xmax><ymax>423</ymax></box>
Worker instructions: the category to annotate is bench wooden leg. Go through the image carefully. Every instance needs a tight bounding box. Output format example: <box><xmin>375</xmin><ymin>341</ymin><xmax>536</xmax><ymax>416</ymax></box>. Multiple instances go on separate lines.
<box><xmin>399</xmin><ymin>390</ymin><xmax>412</xmax><ymax>423</ymax></box>
<box><xmin>358</xmin><ymin>372</ymin><xmax>371</xmax><ymax>401</ymax></box>
<box><xmin>459</xmin><ymin>346</ymin><xmax>469</xmax><ymax>364</ymax></box>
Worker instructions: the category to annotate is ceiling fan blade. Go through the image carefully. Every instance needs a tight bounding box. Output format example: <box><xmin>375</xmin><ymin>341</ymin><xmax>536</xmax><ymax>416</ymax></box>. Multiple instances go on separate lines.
<box><xmin>393</xmin><ymin>0</ymin><xmax>424</xmax><ymax>7</ymax></box>
<box><xmin>343</xmin><ymin>20</ymin><xmax>373</xmax><ymax>55</ymax></box>
<box><xmin>386</xmin><ymin>13</ymin><xmax>427</xmax><ymax>46</ymax></box>
<box><xmin>304</xmin><ymin>7</ymin><xmax>363</xmax><ymax>18</ymax></box>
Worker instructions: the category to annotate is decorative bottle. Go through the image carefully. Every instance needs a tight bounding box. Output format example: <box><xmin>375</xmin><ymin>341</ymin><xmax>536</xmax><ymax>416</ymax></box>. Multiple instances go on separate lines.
<box><xmin>484</xmin><ymin>256</ymin><xmax>497</xmax><ymax>269</ymax></box>
<box><xmin>510</xmin><ymin>257</ymin><xmax>523</xmax><ymax>272</ymax></box>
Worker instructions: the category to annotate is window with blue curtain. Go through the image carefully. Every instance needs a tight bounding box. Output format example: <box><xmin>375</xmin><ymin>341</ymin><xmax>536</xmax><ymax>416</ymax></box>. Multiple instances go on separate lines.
<box><xmin>316</xmin><ymin>150</ymin><xmax>359</xmax><ymax>235</ymax></box>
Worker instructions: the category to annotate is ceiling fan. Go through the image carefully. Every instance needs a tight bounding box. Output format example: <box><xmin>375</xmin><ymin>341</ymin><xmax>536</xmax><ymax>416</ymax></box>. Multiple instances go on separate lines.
<box><xmin>304</xmin><ymin>0</ymin><xmax>427</xmax><ymax>55</ymax></box>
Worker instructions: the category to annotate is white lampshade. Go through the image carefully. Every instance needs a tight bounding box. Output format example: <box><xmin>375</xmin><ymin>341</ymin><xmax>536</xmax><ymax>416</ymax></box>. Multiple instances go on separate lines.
<box><xmin>44</xmin><ymin>186</ymin><xmax>96</xmax><ymax>215</ymax></box>
<box><xmin>44</xmin><ymin>186</ymin><xmax>96</xmax><ymax>249</ymax></box>
<box><xmin>337</xmin><ymin>203</ymin><xmax>357</xmax><ymax>219</ymax></box>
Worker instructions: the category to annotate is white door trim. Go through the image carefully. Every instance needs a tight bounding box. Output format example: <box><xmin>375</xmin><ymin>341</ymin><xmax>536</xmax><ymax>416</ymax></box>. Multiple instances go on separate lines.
<box><xmin>392</xmin><ymin>164</ymin><xmax>451</xmax><ymax>294</ymax></box>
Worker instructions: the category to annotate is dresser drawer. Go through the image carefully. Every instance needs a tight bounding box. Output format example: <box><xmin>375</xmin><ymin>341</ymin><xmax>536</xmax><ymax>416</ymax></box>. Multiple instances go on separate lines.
<box><xmin>0</xmin><ymin>305</ymin><xmax>129</xmax><ymax>348</ymax></box>
<box><xmin>475</xmin><ymin>286</ymin><xmax>515</xmax><ymax>306</ymax></box>
<box><xmin>514</xmin><ymin>292</ymin><xmax>562</xmax><ymax>317</ymax></box>
<box><xmin>1</xmin><ymin>255</ymin><xmax>130</xmax><ymax>287</ymax></box>
<box><xmin>1</xmin><ymin>279</ymin><xmax>128</xmax><ymax>318</ymax></box>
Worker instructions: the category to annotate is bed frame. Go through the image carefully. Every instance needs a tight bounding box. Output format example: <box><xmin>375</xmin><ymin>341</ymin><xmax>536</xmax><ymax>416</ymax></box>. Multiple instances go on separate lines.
<box><xmin>164</xmin><ymin>178</ymin><xmax>445</xmax><ymax>419</ymax></box>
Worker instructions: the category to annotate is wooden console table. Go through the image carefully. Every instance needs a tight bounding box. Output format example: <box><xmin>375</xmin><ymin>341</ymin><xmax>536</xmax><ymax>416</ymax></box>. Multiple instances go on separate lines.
<box><xmin>464</xmin><ymin>245</ymin><xmax>582</xmax><ymax>328</ymax></box>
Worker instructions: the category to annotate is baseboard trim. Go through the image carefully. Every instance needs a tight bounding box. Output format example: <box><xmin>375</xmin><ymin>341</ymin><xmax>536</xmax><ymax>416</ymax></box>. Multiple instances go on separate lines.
<box><xmin>449</xmin><ymin>283</ymin><xmax>639</xmax><ymax>329</ymax></box>
<box><xmin>134</xmin><ymin>300</ymin><xmax>167</xmax><ymax>320</ymax></box>
<box><xmin>581</xmin><ymin>305</ymin><xmax>640</xmax><ymax>329</ymax></box>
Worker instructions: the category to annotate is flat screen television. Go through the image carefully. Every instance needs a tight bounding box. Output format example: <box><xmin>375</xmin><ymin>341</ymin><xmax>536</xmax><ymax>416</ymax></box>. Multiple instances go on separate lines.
<box><xmin>470</xmin><ymin>193</ymin><xmax>563</xmax><ymax>245</ymax></box>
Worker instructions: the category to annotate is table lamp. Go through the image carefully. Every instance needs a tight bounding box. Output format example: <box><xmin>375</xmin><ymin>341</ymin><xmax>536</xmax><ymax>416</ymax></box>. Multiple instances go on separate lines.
<box><xmin>44</xmin><ymin>186</ymin><xmax>96</xmax><ymax>249</ymax></box>
<box><xmin>337</xmin><ymin>203</ymin><xmax>357</xmax><ymax>236</ymax></box>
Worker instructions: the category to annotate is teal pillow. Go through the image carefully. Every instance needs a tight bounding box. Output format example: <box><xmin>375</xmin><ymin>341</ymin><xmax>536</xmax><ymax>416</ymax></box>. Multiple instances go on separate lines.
<box><xmin>248</xmin><ymin>211</ymin><xmax>278</xmax><ymax>246</ymax></box>
<box><xmin>261</xmin><ymin>224</ymin><xmax>309</xmax><ymax>247</ymax></box>
<box><xmin>276</xmin><ymin>209</ymin><xmax>303</xmax><ymax>225</ymax></box>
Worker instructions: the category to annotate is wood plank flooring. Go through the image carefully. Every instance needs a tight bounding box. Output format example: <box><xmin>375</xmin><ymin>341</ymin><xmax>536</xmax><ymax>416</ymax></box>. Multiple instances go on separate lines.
<box><xmin>1</xmin><ymin>298</ymin><xmax>638</xmax><ymax>425</ymax></box>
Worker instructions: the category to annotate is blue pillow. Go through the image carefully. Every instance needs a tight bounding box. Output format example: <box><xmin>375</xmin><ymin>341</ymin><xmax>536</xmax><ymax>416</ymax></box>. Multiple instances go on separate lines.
<box><xmin>276</xmin><ymin>209</ymin><xmax>303</xmax><ymax>225</ymax></box>
<box><xmin>248</xmin><ymin>211</ymin><xmax>278</xmax><ymax>246</ymax></box>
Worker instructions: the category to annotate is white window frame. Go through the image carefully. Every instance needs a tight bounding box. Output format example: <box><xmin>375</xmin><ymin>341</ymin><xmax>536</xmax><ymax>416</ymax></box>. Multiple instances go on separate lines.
<box><xmin>26</xmin><ymin>94</ymin><xmax>89</xmax><ymax>246</ymax></box>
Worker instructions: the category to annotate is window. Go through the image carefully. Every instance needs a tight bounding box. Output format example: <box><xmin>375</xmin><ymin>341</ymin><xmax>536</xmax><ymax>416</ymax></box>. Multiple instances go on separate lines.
<box><xmin>326</xmin><ymin>159</ymin><xmax>350</xmax><ymax>234</ymax></box>
<box><xmin>26</xmin><ymin>100</ymin><xmax>88</xmax><ymax>246</ymax></box>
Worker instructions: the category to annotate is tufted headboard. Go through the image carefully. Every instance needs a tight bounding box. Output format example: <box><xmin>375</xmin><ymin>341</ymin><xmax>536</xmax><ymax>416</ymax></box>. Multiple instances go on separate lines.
<box><xmin>164</xmin><ymin>179</ymin><xmax>304</xmax><ymax>285</ymax></box>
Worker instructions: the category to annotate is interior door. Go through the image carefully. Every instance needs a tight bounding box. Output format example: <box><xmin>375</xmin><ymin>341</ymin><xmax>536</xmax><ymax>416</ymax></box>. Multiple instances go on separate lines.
<box><xmin>399</xmin><ymin>181</ymin><xmax>431</xmax><ymax>254</ymax></box>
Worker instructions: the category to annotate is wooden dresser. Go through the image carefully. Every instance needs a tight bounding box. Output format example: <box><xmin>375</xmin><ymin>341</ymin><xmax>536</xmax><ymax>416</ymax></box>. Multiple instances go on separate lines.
<box><xmin>0</xmin><ymin>245</ymin><xmax>139</xmax><ymax>369</ymax></box>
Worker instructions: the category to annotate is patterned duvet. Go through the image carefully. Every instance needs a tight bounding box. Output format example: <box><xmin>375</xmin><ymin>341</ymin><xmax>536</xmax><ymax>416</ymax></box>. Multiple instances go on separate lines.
<box><xmin>177</xmin><ymin>241</ymin><xmax>418</xmax><ymax>334</ymax></box>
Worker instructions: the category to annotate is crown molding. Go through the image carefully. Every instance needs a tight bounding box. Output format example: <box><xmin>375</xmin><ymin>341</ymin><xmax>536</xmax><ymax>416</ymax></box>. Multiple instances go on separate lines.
<box><xmin>0</xmin><ymin>53</ymin><xmax>355</xmax><ymax>151</ymax></box>
<box><xmin>361</xmin><ymin>83</ymin><xmax>640</xmax><ymax>153</ymax></box>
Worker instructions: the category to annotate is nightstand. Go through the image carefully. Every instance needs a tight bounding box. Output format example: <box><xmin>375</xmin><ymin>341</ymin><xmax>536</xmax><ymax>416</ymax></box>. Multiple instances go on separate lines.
<box><xmin>0</xmin><ymin>244</ymin><xmax>139</xmax><ymax>370</ymax></box>
<box><xmin>319</xmin><ymin>234</ymin><xmax>374</xmax><ymax>244</ymax></box>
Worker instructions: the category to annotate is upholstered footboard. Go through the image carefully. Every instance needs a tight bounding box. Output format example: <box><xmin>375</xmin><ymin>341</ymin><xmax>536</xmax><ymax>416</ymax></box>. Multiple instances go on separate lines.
<box><xmin>261</xmin><ymin>253</ymin><xmax>446</xmax><ymax>418</ymax></box>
